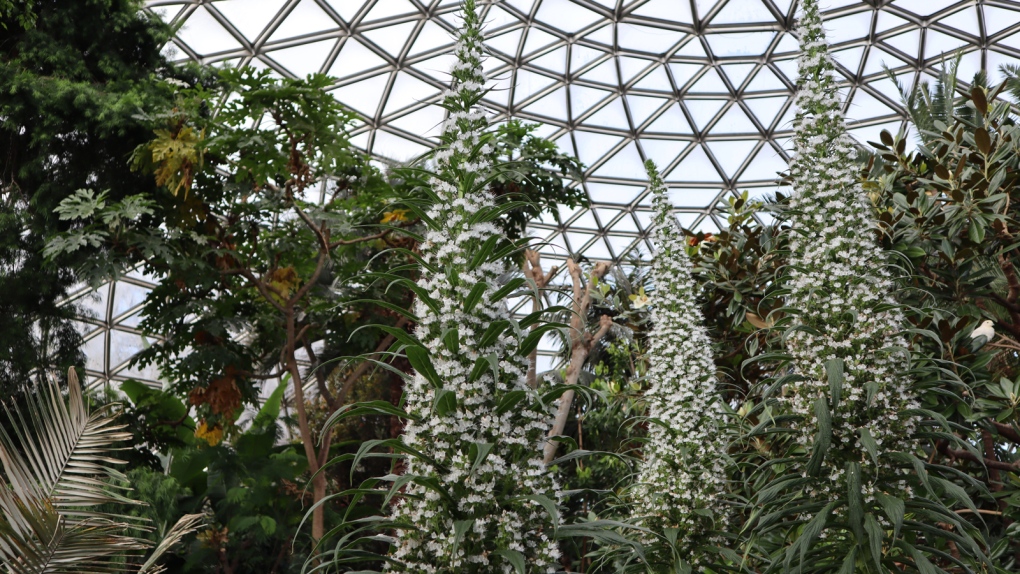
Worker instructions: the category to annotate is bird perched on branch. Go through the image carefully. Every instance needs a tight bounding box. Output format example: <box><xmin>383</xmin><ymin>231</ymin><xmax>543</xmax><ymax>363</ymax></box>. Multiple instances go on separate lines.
<box><xmin>969</xmin><ymin>319</ymin><xmax>995</xmax><ymax>351</ymax></box>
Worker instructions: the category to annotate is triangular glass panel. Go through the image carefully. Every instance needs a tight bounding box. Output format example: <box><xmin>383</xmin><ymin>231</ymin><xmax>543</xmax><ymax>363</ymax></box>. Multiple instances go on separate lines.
<box><xmin>984</xmin><ymin>6</ymin><xmax>1020</xmax><ymax>36</ymax></box>
<box><xmin>608</xmin><ymin>233</ymin><xmax>639</xmax><ymax>257</ymax></box>
<box><xmin>831</xmin><ymin>46</ymin><xmax>865</xmax><ymax>74</ymax></box>
<box><xmin>488</xmin><ymin>28</ymin><xmax>524</xmax><ymax>56</ymax></box>
<box><xmin>694</xmin><ymin>0</ymin><xmax>722</xmax><ymax>20</ymax></box>
<box><xmin>674</xmin><ymin>38</ymin><xmax>707</xmax><ymax>57</ymax></box>
<box><xmin>632</xmin><ymin>65</ymin><xmax>673</xmax><ymax>92</ymax></box>
<box><xmin>772</xmin><ymin>31</ymin><xmax>799</xmax><ymax>55</ymax></box>
<box><xmin>513</xmin><ymin>68</ymin><xmax>558</xmax><ymax>101</ymax></box>
<box><xmin>743</xmin><ymin>95</ymin><xmax>787</xmax><ymax>129</ymax></box>
<box><xmin>706</xmin><ymin>140</ymin><xmax>757</xmax><ymax>178</ymax></box>
<box><xmin>363</xmin><ymin>0</ymin><xmax>418</xmax><ymax>22</ymax></box>
<box><xmin>530</xmin><ymin>46</ymin><xmax>568</xmax><ymax>74</ymax></box>
<box><xmin>382</xmin><ymin>72</ymin><xmax>440</xmax><ymax>115</ymax></box>
<box><xmin>581</xmin><ymin>237</ymin><xmax>613</xmax><ymax>260</ymax></box>
<box><xmin>924</xmin><ymin>30</ymin><xmax>969</xmax><ymax>60</ymax></box>
<box><xmin>505</xmin><ymin>0</ymin><xmax>537</xmax><ymax>15</ymax></box>
<box><xmin>875</xmin><ymin>10</ymin><xmax>911</xmax><ymax>34</ymax></box>
<box><xmin>371</xmin><ymin>129</ymin><xmax>429</xmax><ymax>162</ymax></box>
<box><xmin>639</xmin><ymin>138</ymin><xmax>688</xmax><ymax>170</ymax></box>
<box><xmin>569</xmin><ymin>84</ymin><xmax>613</xmax><ymax>116</ymax></box>
<box><xmin>863</xmin><ymin>46</ymin><xmax>912</xmax><ymax>75</ymax></box>
<box><xmin>710</xmin><ymin>0</ymin><xmax>775</xmax><ymax>24</ymax></box>
<box><xmin>684</xmin><ymin>99</ymin><xmax>726</xmax><ymax>130</ymax></box>
<box><xmin>586</xmin><ymin>182</ymin><xmax>645</xmax><ymax>204</ymax></box>
<box><xmin>522</xmin><ymin>28</ymin><xmax>560</xmax><ymax>56</ymax></box>
<box><xmin>213</xmin><ymin>0</ymin><xmax>286</xmax><ymax>41</ymax></box>
<box><xmin>705</xmin><ymin>32</ymin><xmax>776</xmax><ymax>57</ymax></box>
<box><xmin>411</xmin><ymin>53</ymin><xmax>457</xmax><ymax>78</ymax></box>
<box><xmin>720</xmin><ymin>63</ymin><xmax>757</xmax><ymax>89</ymax></box>
<box><xmin>846</xmin><ymin>89</ymin><xmax>898</xmax><ymax>121</ymax></box>
<box><xmin>388</xmin><ymin>105</ymin><xmax>446</xmax><ymax>140</ymax></box>
<box><xmin>321</xmin><ymin>0</ymin><xmax>362</xmax><ymax>22</ymax></box>
<box><xmin>826</xmin><ymin>11</ymin><xmax>874</xmax><ymax>45</ymax></box>
<box><xmin>884</xmin><ymin>29</ymin><xmax>921</xmax><ymax>56</ymax></box>
<box><xmin>603</xmin><ymin>216</ymin><xmax>636</xmax><ymax>235</ymax></box>
<box><xmin>584</xmin><ymin>24</ymin><xmax>615</xmax><ymax>46</ymax></box>
<box><xmin>583</xmin><ymin>98</ymin><xmax>630</xmax><ymax>130</ymax></box>
<box><xmin>569</xmin><ymin>210</ymin><xmax>600</xmax><ymax>230</ymax></box>
<box><xmin>631</xmin><ymin>0</ymin><xmax>694</xmax><ymax>22</ymax></box>
<box><xmin>409</xmin><ymin>20</ymin><xmax>454</xmax><ymax>56</ymax></box>
<box><xmin>643</xmin><ymin>104</ymin><xmax>694</xmax><ymax>134</ymax></box>
<box><xmin>771</xmin><ymin>58</ymin><xmax>798</xmax><ymax>81</ymax></box>
<box><xmin>938</xmin><ymin>6</ymin><xmax>979</xmax><ymax>36</ymax></box>
<box><xmin>269</xmin><ymin>0</ymin><xmax>337</xmax><ymax>41</ymax></box>
<box><xmin>739</xmin><ymin>145</ymin><xmax>786</xmax><ymax>182</ymax></box>
<box><xmin>627</xmin><ymin>95</ymin><xmax>669</xmax><ymax>126</ymax></box>
<box><xmin>573</xmin><ymin>131</ymin><xmax>624</xmax><ymax>166</ymax></box>
<box><xmin>330</xmin><ymin>72</ymin><xmax>391</xmax><ymax>116</ymax></box>
<box><xmin>329</xmin><ymin>39</ymin><xmax>388</xmax><ymax>79</ymax></box>
<box><xmin>709</xmin><ymin>104</ymin><xmax>759</xmax><ymax>134</ymax></box>
<box><xmin>536</xmin><ymin>0</ymin><xmax>604</xmax><ymax>34</ymax></box>
<box><xmin>266</xmin><ymin>39</ymin><xmax>335</xmax><ymax>78</ymax></box>
<box><xmin>619</xmin><ymin>56</ymin><xmax>655</xmax><ymax>84</ymax></box>
<box><xmin>666</xmin><ymin>187</ymin><xmax>721</xmax><ymax>208</ymax></box>
<box><xmin>666</xmin><ymin>144</ymin><xmax>722</xmax><ymax>182</ymax></box>
<box><xmin>571</xmin><ymin>44</ymin><xmax>607</xmax><ymax>73</ymax></box>
<box><xmin>770</xmin><ymin>0</ymin><xmax>793</xmax><ymax>17</ymax></box>
<box><xmin>362</xmin><ymin>21</ymin><xmax>417</xmax><ymax>57</ymax></box>
<box><xmin>580</xmin><ymin>58</ymin><xmax>619</xmax><ymax>85</ymax></box>
<box><xmin>522</xmin><ymin>86</ymin><xmax>569</xmax><ymax>118</ymax></box>
<box><xmin>177</xmin><ymin>7</ymin><xmax>243</xmax><ymax>55</ymax></box>
<box><xmin>669</xmin><ymin>63</ymin><xmax>704</xmax><ymax>90</ymax></box>
<box><xmin>594</xmin><ymin>207</ymin><xmax>622</xmax><ymax>227</ymax></box>
<box><xmin>618</xmin><ymin>24</ymin><xmax>684</xmax><ymax>54</ymax></box>
<box><xmin>688</xmin><ymin>67</ymin><xmax>728</xmax><ymax>93</ymax></box>
<box><xmin>893</xmin><ymin>0</ymin><xmax>957</xmax><ymax>17</ymax></box>
<box><xmin>744</xmin><ymin>66</ymin><xmax>787</xmax><ymax>92</ymax></box>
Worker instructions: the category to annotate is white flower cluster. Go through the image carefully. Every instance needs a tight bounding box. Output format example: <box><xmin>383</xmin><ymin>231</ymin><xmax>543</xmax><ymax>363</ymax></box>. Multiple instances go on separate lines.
<box><xmin>386</xmin><ymin>2</ymin><xmax>561</xmax><ymax>572</ymax></box>
<box><xmin>785</xmin><ymin>0</ymin><xmax>919</xmax><ymax>496</ymax></box>
<box><xmin>634</xmin><ymin>160</ymin><xmax>727</xmax><ymax>560</ymax></box>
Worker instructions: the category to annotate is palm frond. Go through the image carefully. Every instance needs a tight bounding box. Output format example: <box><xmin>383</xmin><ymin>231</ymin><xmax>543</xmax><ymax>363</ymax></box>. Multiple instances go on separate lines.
<box><xmin>0</xmin><ymin>368</ymin><xmax>201</xmax><ymax>573</ymax></box>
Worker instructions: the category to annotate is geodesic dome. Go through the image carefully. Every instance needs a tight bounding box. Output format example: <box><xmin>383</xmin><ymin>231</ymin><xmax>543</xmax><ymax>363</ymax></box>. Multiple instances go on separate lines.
<box><xmin>79</xmin><ymin>0</ymin><xmax>1020</xmax><ymax>387</ymax></box>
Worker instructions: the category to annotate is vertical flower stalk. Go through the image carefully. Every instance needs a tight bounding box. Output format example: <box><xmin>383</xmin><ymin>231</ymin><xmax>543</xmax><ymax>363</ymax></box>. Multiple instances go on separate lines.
<box><xmin>635</xmin><ymin>160</ymin><xmax>727</xmax><ymax>563</ymax></box>
<box><xmin>388</xmin><ymin>1</ymin><xmax>561</xmax><ymax>571</ymax></box>
<box><xmin>785</xmin><ymin>0</ymin><xmax>918</xmax><ymax>494</ymax></box>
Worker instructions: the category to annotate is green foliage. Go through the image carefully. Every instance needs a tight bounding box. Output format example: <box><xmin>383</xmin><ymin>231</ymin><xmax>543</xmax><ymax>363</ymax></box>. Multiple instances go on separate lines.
<box><xmin>0</xmin><ymin>0</ymin><xmax>196</xmax><ymax>394</ymax></box>
<box><xmin>0</xmin><ymin>368</ymin><xmax>201</xmax><ymax>573</ymax></box>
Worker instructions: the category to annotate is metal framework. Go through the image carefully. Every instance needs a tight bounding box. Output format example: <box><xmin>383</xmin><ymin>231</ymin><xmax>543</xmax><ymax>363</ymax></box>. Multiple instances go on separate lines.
<box><xmin>77</xmin><ymin>0</ymin><xmax>1020</xmax><ymax>387</ymax></box>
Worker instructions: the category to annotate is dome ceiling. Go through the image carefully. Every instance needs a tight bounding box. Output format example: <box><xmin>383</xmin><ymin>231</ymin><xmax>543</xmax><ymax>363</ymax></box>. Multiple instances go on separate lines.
<box><xmin>77</xmin><ymin>0</ymin><xmax>1020</xmax><ymax>386</ymax></box>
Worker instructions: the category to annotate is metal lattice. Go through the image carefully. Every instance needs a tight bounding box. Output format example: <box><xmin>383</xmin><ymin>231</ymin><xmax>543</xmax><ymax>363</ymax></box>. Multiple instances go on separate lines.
<box><xmin>77</xmin><ymin>0</ymin><xmax>1020</xmax><ymax>387</ymax></box>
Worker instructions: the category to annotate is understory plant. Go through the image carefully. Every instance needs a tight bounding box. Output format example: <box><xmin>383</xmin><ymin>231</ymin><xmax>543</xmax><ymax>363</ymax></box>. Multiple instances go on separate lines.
<box><xmin>741</xmin><ymin>0</ymin><xmax>990</xmax><ymax>570</ymax></box>
<box><xmin>318</xmin><ymin>1</ymin><xmax>565</xmax><ymax>570</ymax></box>
<box><xmin>0</xmin><ymin>368</ymin><xmax>200</xmax><ymax>573</ymax></box>
<box><xmin>628</xmin><ymin>160</ymin><xmax>730</xmax><ymax>571</ymax></box>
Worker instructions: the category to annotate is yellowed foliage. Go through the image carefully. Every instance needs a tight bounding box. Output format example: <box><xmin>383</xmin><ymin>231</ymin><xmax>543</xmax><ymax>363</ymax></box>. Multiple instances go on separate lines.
<box><xmin>268</xmin><ymin>266</ymin><xmax>300</xmax><ymax>303</ymax></box>
<box><xmin>149</xmin><ymin>126</ymin><xmax>203</xmax><ymax>197</ymax></box>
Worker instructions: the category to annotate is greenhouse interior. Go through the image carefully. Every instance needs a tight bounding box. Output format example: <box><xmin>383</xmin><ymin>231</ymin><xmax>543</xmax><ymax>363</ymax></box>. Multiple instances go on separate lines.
<box><xmin>3</xmin><ymin>0</ymin><xmax>1020</xmax><ymax>571</ymax></box>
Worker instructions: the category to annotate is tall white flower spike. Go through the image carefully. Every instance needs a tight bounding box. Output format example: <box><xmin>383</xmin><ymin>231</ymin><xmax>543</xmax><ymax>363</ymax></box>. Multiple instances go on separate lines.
<box><xmin>387</xmin><ymin>1</ymin><xmax>561</xmax><ymax>571</ymax></box>
<box><xmin>635</xmin><ymin>160</ymin><xmax>727</xmax><ymax>564</ymax></box>
<box><xmin>785</xmin><ymin>0</ymin><xmax>918</xmax><ymax>495</ymax></box>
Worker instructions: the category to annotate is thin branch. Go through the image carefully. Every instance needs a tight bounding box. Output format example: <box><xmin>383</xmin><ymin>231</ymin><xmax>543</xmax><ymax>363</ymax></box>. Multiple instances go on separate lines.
<box><xmin>523</xmin><ymin>249</ymin><xmax>557</xmax><ymax>389</ymax></box>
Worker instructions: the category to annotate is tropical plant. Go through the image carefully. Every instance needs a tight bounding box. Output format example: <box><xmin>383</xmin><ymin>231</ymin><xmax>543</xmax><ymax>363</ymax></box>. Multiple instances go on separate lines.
<box><xmin>0</xmin><ymin>0</ymin><xmax>196</xmax><ymax>395</ymax></box>
<box><xmin>623</xmin><ymin>160</ymin><xmax>731</xmax><ymax>571</ymax></box>
<box><xmin>0</xmin><ymin>367</ymin><xmax>201</xmax><ymax>573</ymax></box>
